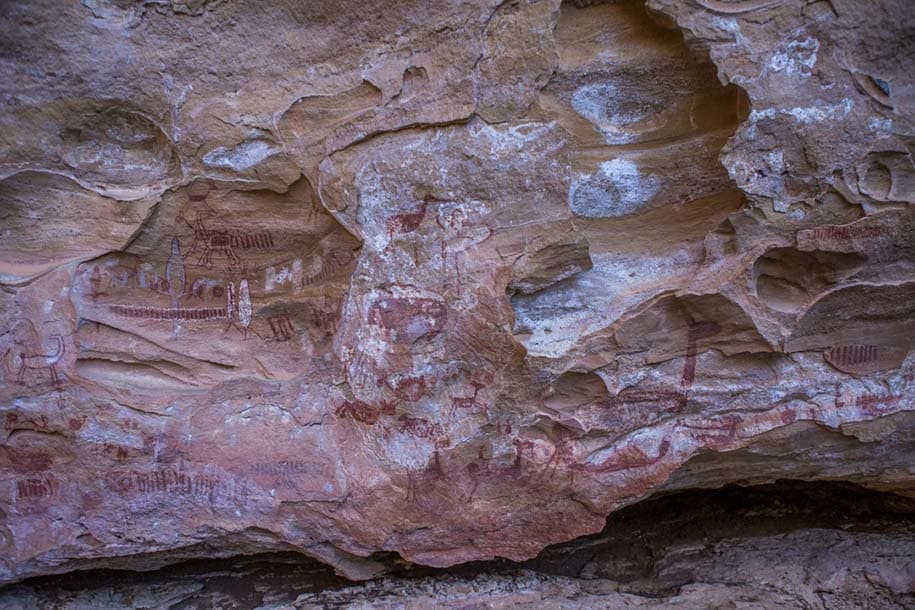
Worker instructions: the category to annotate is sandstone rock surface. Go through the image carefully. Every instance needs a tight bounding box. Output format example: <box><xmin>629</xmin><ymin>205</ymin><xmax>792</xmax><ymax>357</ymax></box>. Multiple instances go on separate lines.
<box><xmin>2</xmin><ymin>483</ymin><xmax>913</xmax><ymax>608</ymax></box>
<box><xmin>0</xmin><ymin>0</ymin><xmax>913</xmax><ymax>591</ymax></box>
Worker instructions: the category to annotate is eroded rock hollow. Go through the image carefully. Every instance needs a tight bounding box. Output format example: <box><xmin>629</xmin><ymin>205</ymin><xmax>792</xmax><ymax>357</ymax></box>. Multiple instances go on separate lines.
<box><xmin>0</xmin><ymin>0</ymin><xmax>913</xmax><ymax>596</ymax></box>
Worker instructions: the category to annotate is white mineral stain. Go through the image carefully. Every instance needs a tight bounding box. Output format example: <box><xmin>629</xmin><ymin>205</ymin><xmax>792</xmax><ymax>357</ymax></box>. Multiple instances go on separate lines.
<box><xmin>710</xmin><ymin>16</ymin><xmax>741</xmax><ymax>37</ymax></box>
<box><xmin>765</xmin><ymin>150</ymin><xmax>785</xmax><ymax>174</ymax></box>
<box><xmin>468</xmin><ymin>119</ymin><xmax>557</xmax><ymax>152</ymax></box>
<box><xmin>203</xmin><ymin>139</ymin><xmax>276</xmax><ymax>170</ymax></box>
<box><xmin>512</xmin><ymin>251</ymin><xmax>692</xmax><ymax>358</ymax></box>
<box><xmin>786</xmin><ymin>98</ymin><xmax>853</xmax><ymax>124</ymax></box>
<box><xmin>868</xmin><ymin>117</ymin><xmax>892</xmax><ymax>132</ymax></box>
<box><xmin>386</xmin><ymin>434</ymin><xmax>432</xmax><ymax>470</ymax></box>
<box><xmin>768</xmin><ymin>37</ymin><xmax>819</xmax><ymax>77</ymax></box>
<box><xmin>749</xmin><ymin>99</ymin><xmax>853</xmax><ymax>126</ymax></box>
<box><xmin>568</xmin><ymin>158</ymin><xmax>661</xmax><ymax>218</ymax></box>
<box><xmin>571</xmin><ymin>83</ymin><xmax>651</xmax><ymax>145</ymax></box>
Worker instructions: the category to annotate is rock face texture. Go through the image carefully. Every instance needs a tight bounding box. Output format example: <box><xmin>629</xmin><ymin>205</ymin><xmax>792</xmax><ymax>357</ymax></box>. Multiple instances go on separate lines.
<box><xmin>0</xmin><ymin>0</ymin><xmax>913</xmax><ymax>590</ymax></box>
<box><xmin>2</xmin><ymin>483</ymin><xmax>913</xmax><ymax>608</ymax></box>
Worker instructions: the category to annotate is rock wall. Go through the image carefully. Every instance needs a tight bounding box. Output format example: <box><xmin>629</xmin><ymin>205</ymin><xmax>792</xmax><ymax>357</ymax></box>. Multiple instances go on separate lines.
<box><xmin>0</xmin><ymin>0</ymin><xmax>913</xmax><ymax>586</ymax></box>
<box><xmin>2</xmin><ymin>482</ymin><xmax>913</xmax><ymax>608</ymax></box>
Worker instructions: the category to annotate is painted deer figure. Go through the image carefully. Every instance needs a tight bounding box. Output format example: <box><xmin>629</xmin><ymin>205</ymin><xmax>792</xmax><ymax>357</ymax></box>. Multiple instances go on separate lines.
<box><xmin>690</xmin><ymin>414</ymin><xmax>741</xmax><ymax>449</ymax></box>
<box><xmin>449</xmin><ymin>380</ymin><xmax>487</xmax><ymax>419</ymax></box>
<box><xmin>178</xmin><ymin>209</ymin><xmax>241</xmax><ymax>270</ymax></box>
<box><xmin>385</xmin><ymin>194</ymin><xmax>436</xmax><ymax>263</ymax></box>
<box><xmin>387</xmin><ymin>194</ymin><xmax>434</xmax><ymax>240</ymax></box>
<box><xmin>575</xmin><ymin>440</ymin><xmax>671</xmax><ymax>475</ymax></box>
<box><xmin>17</xmin><ymin>335</ymin><xmax>65</xmax><ymax>385</ymax></box>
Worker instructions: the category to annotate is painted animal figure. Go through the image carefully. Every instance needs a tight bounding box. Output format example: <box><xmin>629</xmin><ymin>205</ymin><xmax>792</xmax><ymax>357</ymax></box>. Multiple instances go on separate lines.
<box><xmin>437</xmin><ymin>208</ymin><xmax>491</xmax><ymax>289</ymax></box>
<box><xmin>449</xmin><ymin>380</ymin><xmax>486</xmax><ymax>419</ymax></box>
<box><xmin>386</xmin><ymin>194</ymin><xmax>434</xmax><ymax>239</ymax></box>
<box><xmin>406</xmin><ymin>449</ymin><xmax>445</xmax><ymax>503</ymax></box>
<box><xmin>201</xmin><ymin>228</ymin><xmax>240</xmax><ymax>269</ymax></box>
<box><xmin>397</xmin><ymin>414</ymin><xmax>443</xmax><ymax>440</ymax></box>
<box><xmin>17</xmin><ymin>335</ymin><xmax>65</xmax><ymax>385</ymax></box>
<box><xmin>178</xmin><ymin>209</ymin><xmax>241</xmax><ymax>270</ymax></box>
<box><xmin>464</xmin><ymin>441</ymin><xmax>533</xmax><ymax>502</ymax></box>
<box><xmin>540</xmin><ymin>425</ymin><xmax>579</xmax><ymax>483</ymax></box>
<box><xmin>575</xmin><ymin>440</ymin><xmax>671</xmax><ymax>475</ymax></box>
<box><xmin>385</xmin><ymin>195</ymin><xmax>436</xmax><ymax>263</ymax></box>
<box><xmin>380</xmin><ymin>375</ymin><xmax>428</xmax><ymax>402</ymax></box>
<box><xmin>464</xmin><ymin>447</ymin><xmax>494</xmax><ymax>502</ymax></box>
<box><xmin>335</xmin><ymin>399</ymin><xmax>395</xmax><ymax>425</ymax></box>
<box><xmin>511</xmin><ymin>438</ymin><xmax>537</xmax><ymax>473</ymax></box>
<box><xmin>683</xmin><ymin>414</ymin><xmax>741</xmax><ymax>449</ymax></box>
<box><xmin>681</xmin><ymin>320</ymin><xmax>722</xmax><ymax>387</ymax></box>
<box><xmin>855</xmin><ymin>393</ymin><xmax>899</xmax><ymax>418</ymax></box>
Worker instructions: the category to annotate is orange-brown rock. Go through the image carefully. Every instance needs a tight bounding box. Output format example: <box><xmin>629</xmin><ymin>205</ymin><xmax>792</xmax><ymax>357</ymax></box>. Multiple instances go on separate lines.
<box><xmin>0</xmin><ymin>0</ymin><xmax>913</xmax><ymax>591</ymax></box>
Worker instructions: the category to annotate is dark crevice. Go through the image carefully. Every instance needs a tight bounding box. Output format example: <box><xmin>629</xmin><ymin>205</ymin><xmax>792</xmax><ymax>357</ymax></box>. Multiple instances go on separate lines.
<box><xmin>3</xmin><ymin>480</ymin><xmax>912</xmax><ymax>606</ymax></box>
